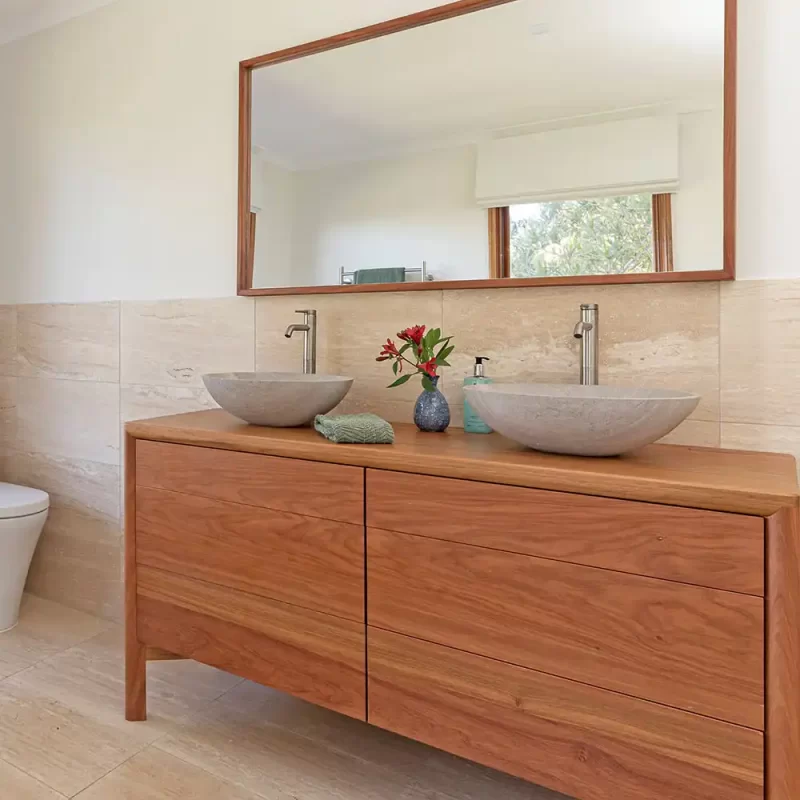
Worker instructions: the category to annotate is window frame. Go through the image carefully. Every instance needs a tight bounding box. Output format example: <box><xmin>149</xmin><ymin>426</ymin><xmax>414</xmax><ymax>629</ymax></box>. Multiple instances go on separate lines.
<box><xmin>492</xmin><ymin>193</ymin><xmax>674</xmax><ymax>279</ymax></box>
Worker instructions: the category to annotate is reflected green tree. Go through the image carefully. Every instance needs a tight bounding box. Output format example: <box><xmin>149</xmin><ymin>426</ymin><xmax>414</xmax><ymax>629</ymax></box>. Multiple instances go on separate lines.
<box><xmin>510</xmin><ymin>194</ymin><xmax>654</xmax><ymax>277</ymax></box>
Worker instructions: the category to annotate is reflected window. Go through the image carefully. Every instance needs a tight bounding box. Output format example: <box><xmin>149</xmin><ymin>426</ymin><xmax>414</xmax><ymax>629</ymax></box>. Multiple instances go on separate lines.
<box><xmin>494</xmin><ymin>193</ymin><xmax>674</xmax><ymax>279</ymax></box>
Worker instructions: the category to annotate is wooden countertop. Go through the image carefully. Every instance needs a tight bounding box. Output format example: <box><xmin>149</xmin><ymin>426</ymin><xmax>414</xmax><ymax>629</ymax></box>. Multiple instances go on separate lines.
<box><xmin>126</xmin><ymin>410</ymin><xmax>799</xmax><ymax>517</ymax></box>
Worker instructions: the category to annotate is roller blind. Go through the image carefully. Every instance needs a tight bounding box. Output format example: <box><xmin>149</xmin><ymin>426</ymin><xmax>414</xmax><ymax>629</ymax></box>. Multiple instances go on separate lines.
<box><xmin>475</xmin><ymin>116</ymin><xmax>680</xmax><ymax>207</ymax></box>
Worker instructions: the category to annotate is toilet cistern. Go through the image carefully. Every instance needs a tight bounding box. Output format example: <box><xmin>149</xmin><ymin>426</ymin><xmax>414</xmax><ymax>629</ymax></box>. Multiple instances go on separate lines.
<box><xmin>573</xmin><ymin>303</ymin><xmax>599</xmax><ymax>386</ymax></box>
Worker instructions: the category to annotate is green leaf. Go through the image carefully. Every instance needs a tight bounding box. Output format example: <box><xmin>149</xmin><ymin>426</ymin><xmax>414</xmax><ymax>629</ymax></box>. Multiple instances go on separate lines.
<box><xmin>392</xmin><ymin>361</ymin><xmax>399</xmax><ymax>375</ymax></box>
<box><xmin>421</xmin><ymin>374</ymin><xmax>436</xmax><ymax>392</ymax></box>
<box><xmin>423</xmin><ymin>328</ymin><xmax>440</xmax><ymax>351</ymax></box>
<box><xmin>437</xmin><ymin>360</ymin><xmax>451</xmax><ymax>368</ymax></box>
<box><xmin>387</xmin><ymin>374</ymin><xmax>412</xmax><ymax>389</ymax></box>
<box><xmin>435</xmin><ymin>344</ymin><xmax>454</xmax><ymax>365</ymax></box>
<box><xmin>399</xmin><ymin>342</ymin><xmax>413</xmax><ymax>355</ymax></box>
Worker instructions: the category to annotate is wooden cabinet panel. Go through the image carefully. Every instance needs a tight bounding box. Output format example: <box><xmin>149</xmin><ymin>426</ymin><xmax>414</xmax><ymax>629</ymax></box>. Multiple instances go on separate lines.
<box><xmin>368</xmin><ymin>529</ymin><xmax>764</xmax><ymax>729</ymax></box>
<box><xmin>368</xmin><ymin>629</ymin><xmax>763</xmax><ymax>800</ymax></box>
<box><xmin>137</xmin><ymin>440</ymin><xmax>363</xmax><ymax>524</ymax></box>
<box><xmin>367</xmin><ymin>470</ymin><xmax>764</xmax><ymax>595</ymax></box>
<box><xmin>137</xmin><ymin>487</ymin><xmax>364</xmax><ymax>621</ymax></box>
<box><xmin>137</xmin><ymin>566</ymin><xmax>365</xmax><ymax>720</ymax></box>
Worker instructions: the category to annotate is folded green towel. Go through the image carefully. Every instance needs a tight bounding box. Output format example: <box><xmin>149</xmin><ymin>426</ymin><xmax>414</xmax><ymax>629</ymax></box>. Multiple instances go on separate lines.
<box><xmin>354</xmin><ymin>267</ymin><xmax>406</xmax><ymax>285</ymax></box>
<box><xmin>314</xmin><ymin>413</ymin><xmax>395</xmax><ymax>444</ymax></box>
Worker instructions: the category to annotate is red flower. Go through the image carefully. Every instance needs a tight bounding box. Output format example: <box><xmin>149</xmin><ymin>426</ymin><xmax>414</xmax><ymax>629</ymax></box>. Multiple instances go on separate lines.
<box><xmin>397</xmin><ymin>325</ymin><xmax>426</xmax><ymax>346</ymax></box>
<box><xmin>418</xmin><ymin>357</ymin><xmax>438</xmax><ymax>378</ymax></box>
<box><xmin>376</xmin><ymin>338</ymin><xmax>400</xmax><ymax>362</ymax></box>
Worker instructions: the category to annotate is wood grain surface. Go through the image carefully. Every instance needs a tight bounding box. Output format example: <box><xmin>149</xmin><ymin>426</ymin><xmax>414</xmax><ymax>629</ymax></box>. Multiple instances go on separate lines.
<box><xmin>124</xmin><ymin>432</ymin><xmax>146</xmax><ymax>722</ymax></box>
<box><xmin>367</xmin><ymin>470</ymin><xmax>764</xmax><ymax>595</ymax></box>
<box><xmin>136</xmin><ymin>487</ymin><xmax>364</xmax><ymax>621</ymax></box>
<box><xmin>136</xmin><ymin>439</ymin><xmax>363</xmax><ymax>524</ymax></box>
<box><xmin>367</xmin><ymin>529</ymin><xmax>764</xmax><ymax>729</ymax></box>
<box><xmin>126</xmin><ymin>412</ymin><xmax>799</xmax><ymax>516</ymax></box>
<box><xmin>766</xmin><ymin>505</ymin><xmax>800</xmax><ymax>800</ymax></box>
<box><xmin>368</xmin><ymin>629</ymin><xmax>763</xmax><ymax>800</ymax></box>
<box><xmin>137</xmin><ymin>566</ymin><xmax>366</xmax><ymax>720</ymax></box>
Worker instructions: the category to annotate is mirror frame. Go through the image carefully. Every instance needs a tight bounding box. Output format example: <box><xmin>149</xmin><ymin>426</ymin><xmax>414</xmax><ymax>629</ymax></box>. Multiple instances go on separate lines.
<box><xmin>238</xmin><ymin>0</ymin><xmax>737</xmax><ymax>296</ymax></box>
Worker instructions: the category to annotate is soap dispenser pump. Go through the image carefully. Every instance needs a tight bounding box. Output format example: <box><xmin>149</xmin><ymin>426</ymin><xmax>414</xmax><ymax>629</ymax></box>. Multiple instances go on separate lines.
<box><xmin>463</xmin><ymin>357</ymin><xmax>493</xmax><ymax>434</ymax></box>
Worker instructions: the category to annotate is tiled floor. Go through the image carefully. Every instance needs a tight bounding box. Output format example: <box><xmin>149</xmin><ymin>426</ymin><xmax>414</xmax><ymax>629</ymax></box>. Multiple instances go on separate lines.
<box><xmin>0</xmin><ymin>595</ymin><xmax>568</xmax><ymax>799</ymax></box>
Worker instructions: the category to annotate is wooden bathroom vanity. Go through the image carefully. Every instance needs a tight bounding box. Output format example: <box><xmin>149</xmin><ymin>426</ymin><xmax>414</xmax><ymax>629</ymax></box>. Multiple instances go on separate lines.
<box><xmin>125</xmin><ymin>410</ymin><xmax>800</xmax><ymax>800</ymax></box>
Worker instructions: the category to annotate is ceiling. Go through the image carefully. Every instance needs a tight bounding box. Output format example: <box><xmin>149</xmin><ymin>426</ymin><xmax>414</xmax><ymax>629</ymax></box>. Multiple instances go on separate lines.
<box><xmin>0</xmin><ymin>0</ymin><xmax>116</xmax><ymax>45</ymax></box>
<box><xmin>252</xmin><ymin>0</ymin><xmax>725</xmax><ymax>171</ymax></box>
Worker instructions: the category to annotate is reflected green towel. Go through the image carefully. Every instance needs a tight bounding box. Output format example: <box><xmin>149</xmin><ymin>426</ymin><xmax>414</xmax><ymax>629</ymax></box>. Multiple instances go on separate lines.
<box><xmin>354</xmin><ymin>267</ymin><xmax>406</xmax><ymax>285</ymax></box>
<box><xmin>314</xmin><ymin>413</ymin><xmax>395</xmax><ymax>444</ymax></box>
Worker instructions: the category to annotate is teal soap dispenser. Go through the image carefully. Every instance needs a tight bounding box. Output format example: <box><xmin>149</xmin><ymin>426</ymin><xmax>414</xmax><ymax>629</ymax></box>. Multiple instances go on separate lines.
<box><xmin>463</xmin><ymin>356</ymin><xmax>493</xmax><ymax>434</ymax></box>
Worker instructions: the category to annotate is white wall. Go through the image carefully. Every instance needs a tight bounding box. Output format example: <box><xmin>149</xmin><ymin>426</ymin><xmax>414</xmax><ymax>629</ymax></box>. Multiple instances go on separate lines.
<box><xmin>673</xmin><ymin>109</ymin><xmax>724</xmax><ymax>272</ymax></box>
<box><xmin>252</xmin><ymin>159</ymin><xmax>297</xmax><ymax>288</ymax></box>
<box><xmin>0</xmin><ymin>0</ymin><xmax>798</xmax><ymax>303</ymax></box>
<box><xmin>0</xmin><ymin>0</ymin><xmax>439</xmax><ymax>304</ymax></box>
<box><xmin>288</xmin><ymin>145</ymin><xmax>487</xmax><ymax>286</ymax></box>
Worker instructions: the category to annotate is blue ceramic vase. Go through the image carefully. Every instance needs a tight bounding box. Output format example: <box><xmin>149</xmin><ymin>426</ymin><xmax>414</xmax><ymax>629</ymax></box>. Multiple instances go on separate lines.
<box><xmin>414</xmin><ymin>376</ymin><xmax>450</xmax><ymax>432</ymax></box>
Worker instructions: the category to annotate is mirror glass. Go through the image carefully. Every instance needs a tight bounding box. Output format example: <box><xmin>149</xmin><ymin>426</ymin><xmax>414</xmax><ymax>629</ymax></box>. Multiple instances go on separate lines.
<box><xmin>248</xmin><ymin>0</ymin><xmax>726</xmax><ymax>289</ymax></box>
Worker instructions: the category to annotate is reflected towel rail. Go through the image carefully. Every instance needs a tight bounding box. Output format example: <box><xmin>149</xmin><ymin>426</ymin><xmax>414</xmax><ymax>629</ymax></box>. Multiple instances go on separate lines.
<box><xmin>340</xmin><ymin>262</ymin><xmax>429</xmax><ymax>285</ymax></box>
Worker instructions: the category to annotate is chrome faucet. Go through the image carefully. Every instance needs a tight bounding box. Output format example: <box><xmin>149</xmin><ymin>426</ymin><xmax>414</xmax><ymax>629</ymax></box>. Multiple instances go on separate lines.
<box><xmin>572</xmin><ymin>303</ymin><xmax>599</xmax><ymax>386</ymax></box>
<box><xmin>284</xmin><ymin>309</ymin><xmax>317</xmax><ymax>374</ymax></box>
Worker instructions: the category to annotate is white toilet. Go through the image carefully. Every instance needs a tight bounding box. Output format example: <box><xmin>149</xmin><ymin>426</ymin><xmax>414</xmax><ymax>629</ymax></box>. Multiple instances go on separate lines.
<box><xmin>0</xmin><ymin>482</ymin><xmax>49</xmax><ymax>632</ymax></box>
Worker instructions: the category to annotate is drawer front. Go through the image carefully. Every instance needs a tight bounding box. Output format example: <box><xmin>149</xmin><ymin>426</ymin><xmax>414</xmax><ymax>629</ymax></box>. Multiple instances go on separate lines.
<box><xmin>367</xmin><ymin>470</ymin><xmax>764</xmax><ymax>595</ymax></box>
<box><xmin>137</xmin><ymin>487</ymin><xmax>364</xmax><ymax>621</ymax></box>
<box><xmin>368</xmin><ymin>529</ymin><xmax>764</xmax><ymax>729</ymax></box>
<box><xmin>368</xmin><ymin>629</ymin><xmax>763</xmax><ymax>800</ymax></box>
<box><xmin>137</xmin><ymin>566</ymin><xmax>365</xmax><ymax>720</ymax></box>
<box><xmin>137</xmin><ymin>440</ymin><xmax>364</xmax><ymax>524</ymax></box>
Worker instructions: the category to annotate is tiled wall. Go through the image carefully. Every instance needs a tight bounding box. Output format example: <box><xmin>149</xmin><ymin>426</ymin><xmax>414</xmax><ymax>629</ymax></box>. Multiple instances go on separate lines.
<box><xmin>0</xmin><ymin>278</ymin><xmax>797</xmax><ymax>621</ymax></box>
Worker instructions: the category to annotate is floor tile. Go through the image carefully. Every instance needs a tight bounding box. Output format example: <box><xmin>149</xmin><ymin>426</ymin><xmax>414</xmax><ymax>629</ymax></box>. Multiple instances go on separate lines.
<box><xmin>12</xmin><ymin>627</ymin><xmax>241</xmax><ymax>739</ymax></box>
<box><xmin>0</xmin><ymin>758</ymin><xmax>65</xmax><ymax>799</ymax></box>
<box><xmin>0</xmin><ymin>594</ymin><xmax>111</xmax><ymax>680</ymax></box>
<box><xmin>166</xmin><ymin>683</ymin><xmax>563</xmax><ymax>800</ymax></box>
<box><xmin>74</xmin><ymin>747</ymin><xmax>264</xmax><ymax>799</ymax></box>
<box><xmin>0</xmin><ymin>677</ymin><xmax>149</xmax><ymax>797</ymax></box>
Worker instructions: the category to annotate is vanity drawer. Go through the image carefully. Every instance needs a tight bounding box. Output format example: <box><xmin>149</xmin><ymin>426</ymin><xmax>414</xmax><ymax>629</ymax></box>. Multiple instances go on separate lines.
<box><xmin>367</xmin><ymin>628</ymin><xmax>763</xmax><ymax>800</ymax></box>
<box><xmin>137</xmin><ymin>440</ymin><xmax>364</xmax><ymax>524</ymax></box>
<box><xmin>367</xmin><ymin>529</ymin><xmax>764</xmax><ymax>729</ymax></box>
<box><xmin>137</xmin><ymin>487</ymin><xmax>364</xmax><ymax>621</ymax></box>
<box><xmin>367</xmin><ymin>469</ymin><xmax>764</xmax><ymax>595</ymax></box>
<box><xmin>137</xmin><ymin>566</ymin><xmax>365</xmax><ymax>720</ymax></box>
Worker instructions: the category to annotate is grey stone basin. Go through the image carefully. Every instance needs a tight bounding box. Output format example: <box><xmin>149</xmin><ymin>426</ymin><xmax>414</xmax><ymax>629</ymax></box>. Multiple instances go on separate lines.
<box><xmin>463</xmin><ymin>383</ymin><xmax>700</xmax><ymax>457</ymax></box>
<box><xmin>202</xmin><ymin>372</ymin><xmax>353</xmax><ymax>427</ymax></box>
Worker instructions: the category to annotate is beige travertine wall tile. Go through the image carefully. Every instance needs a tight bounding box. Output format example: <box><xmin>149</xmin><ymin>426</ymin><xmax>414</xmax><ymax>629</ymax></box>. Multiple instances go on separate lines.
<box><xmin>7</xmin><ymin>452</ymin><xmax>121</xmax><ymax>620</ymax></box>
<box><xmin>74</xmin><ymin>748</ymin><xmax>261</xmax><ymax>800</ymax></box>
<box><xmin>0</xmin><ymin>759</ymin><xmax>65</xmax><ymax>799</ymax></box>
<box><xmin>121</xmin><ymin>384</ymin><xmax>217</xmax><ymax>424</ymax></box>
<box><xmin>16</xmin><ymin>303</ymin><xmax>119</xmax><ymax>382</ymax></box>
<box><xmin>15</xmin><ymin>378</ymin><xmax>119</xmax><ymax>465</ymax></box>
<box><xmin>659</xmin><ymin>419</ymin><xmax>721</xmax><ymax>448</ymax></box>
<box><xmin>257</xmin><ymin>292</ymin><xmax>444</xmax><ymax>422</ymax></box>
<box><xmin>721</xmin><ymin>423</ymin><xmax>800</xmax><ymax>481</ymax></box>
<box><xmin>442</xmin><ymin>282</ymin><xmax>720</xmax><ymax>423</ymax></box>
<box><xmin>0</xmin><ymin>376</ymin><xmax>16</xmax><ymax>448</ymax></box>
<box><xmin>121</xmin><ymin>298</ymin><xmax>255</xmax><ymax>387</ymax></box>
<box><xmin>26</xmin><ymin>528</ymin><xmax>122</xmax><ymax>622</ymax></box>
<box><xmin>0</xmin><ymin>305</ymin><xmax>17</xmax><ymax>376</ymax></box>
<box><xmin>721</xmin><ymin>280</ymin><xmax>800</xmax><ymax>426</ymax></box>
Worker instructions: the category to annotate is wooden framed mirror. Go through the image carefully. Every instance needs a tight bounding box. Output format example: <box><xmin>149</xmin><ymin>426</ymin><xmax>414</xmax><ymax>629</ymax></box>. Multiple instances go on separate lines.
<box><xmin>238</xmin><ymin>0</ymin><xmax>736</xmax><ymax>296</ymax></box>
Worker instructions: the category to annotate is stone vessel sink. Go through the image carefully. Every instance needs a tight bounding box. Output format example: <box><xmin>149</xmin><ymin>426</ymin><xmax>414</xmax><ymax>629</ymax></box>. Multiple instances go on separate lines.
<box><xmin>202</xmin><ymin>372</ymin><xmax>353</xmax><ymax>427</ymax></box>
<box><xmin>463</xmin><ymin>383</ymin><xmax>700</xmax><ymax>457</ymax></box>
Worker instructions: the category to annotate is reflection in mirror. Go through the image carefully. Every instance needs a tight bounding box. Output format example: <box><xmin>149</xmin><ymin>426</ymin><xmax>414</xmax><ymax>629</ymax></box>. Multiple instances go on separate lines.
<box><xmin>246</xmin><ymin>0</ymin><xmax>727</xmax><ymax>291</ymax></box>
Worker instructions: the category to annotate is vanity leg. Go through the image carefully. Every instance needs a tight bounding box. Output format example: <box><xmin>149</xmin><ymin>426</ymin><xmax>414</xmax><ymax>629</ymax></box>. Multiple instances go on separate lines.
<box><xmin>124</xmin><ymin>432</ymin><xmax>147</xmax><ymax>721</ymax></box>
<box><xmin>125</xmin><ymin>637</ymin><xmax>147</xmax><ymax>721</ymax></box>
